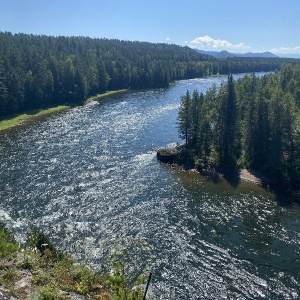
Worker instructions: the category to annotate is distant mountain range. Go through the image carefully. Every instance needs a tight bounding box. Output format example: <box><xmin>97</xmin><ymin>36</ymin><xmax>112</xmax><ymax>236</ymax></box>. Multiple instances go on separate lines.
<box><xmin>194</xmin><ymin>49</ymin><xmax>278</xmax><ymax>59</ymax></box>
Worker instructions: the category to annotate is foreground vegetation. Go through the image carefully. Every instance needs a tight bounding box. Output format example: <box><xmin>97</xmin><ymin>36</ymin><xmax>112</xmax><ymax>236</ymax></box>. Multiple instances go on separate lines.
<box><xmin>164</xmin><ymin>64</ymin><xmax>300</xmax><ymax>192</ymax></box>
<box><xmin>1</xmin><ymin>31</ymin><xmax>299</xmax><ymax>120</ymax></box>
<box><xmin>0</xmin><ymin>224</ymin><xmax>149</xmax><ymax>300</ymax></box>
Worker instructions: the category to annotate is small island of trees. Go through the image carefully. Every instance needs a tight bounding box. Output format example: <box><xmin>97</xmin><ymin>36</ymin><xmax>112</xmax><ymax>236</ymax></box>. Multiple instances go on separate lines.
<box><xmin>159</xmin><ymin>64</ymin><xmax>300</xmax><ymax>192</ymax></box>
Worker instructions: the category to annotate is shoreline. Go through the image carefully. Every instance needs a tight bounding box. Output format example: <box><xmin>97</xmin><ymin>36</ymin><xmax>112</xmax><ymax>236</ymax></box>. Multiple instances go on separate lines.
<box><xmin>157</xmin><ymin>147</ymin><xmax>270</xmax><ymax>187</ymax></box>
<box><xmin>239</xmin><ymin>169</ymin><xmax>267</xmax><ymax>186</ymax></box>
<box><xmin>239</xmin><ymin>169</ymin><xmax>271</xmax><ymax>186</ymax></box>
<box><xmin>0</xmin><ymin>105</ymin><xmax>70</xmax><ymax>133</ymax></box>
<box><xmin>157</xmin><ymin>147</ymin><xmax>300</xmax><ymax>204</ymax></box>
<box><xmin>84</xmin><ymin>89</ymin><xmax>129</xmax><ymax>104</ymax></box>
<box><xmin>0</xmin><ymin>89</ymin><xmax>130</xmax><ymax>133</ymax></box>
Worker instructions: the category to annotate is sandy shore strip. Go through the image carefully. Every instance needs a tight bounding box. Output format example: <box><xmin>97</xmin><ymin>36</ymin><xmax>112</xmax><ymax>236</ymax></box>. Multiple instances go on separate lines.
<box><xmin>240</xmin><ymin>169</ymin><xmax>270</xmax><ymax>186</ymax></box>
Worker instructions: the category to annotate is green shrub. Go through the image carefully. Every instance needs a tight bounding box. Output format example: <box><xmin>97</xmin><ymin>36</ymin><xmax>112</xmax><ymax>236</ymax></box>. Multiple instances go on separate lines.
<box><xmin>26</xmin><ymin>225</ymin><xmax>64</xmax><ymax>261</ymax></box>
<box><xmin>20</xmin><ymin>253</ymin><xmax>36</xmax><ymax>270</ymax></box>
<box><xmin>105</xmin><ymin>237</ymin><xmax>153</xmax><ymax>300</ymax></box>
<box><xmin>3</xmin><ymin>267</ymin><xmax>17</xmax><ymax>280</ymax></box>
<box><xmin>0</xmin><ymin>267</ymin><xmax>18</xmax><ymax>289</ymax></box>
<box><xmin>33</xmin><ymin>269</ymin><xmax>50</xmax><ymax>285</ymax></box>
<box><xmin>37</xmin><ymin>285</ymin><xmax>66</xmax><ymax>300</ymax></box>
<box><xmin>0</xmin><ymin>225</ymin><xmax>18</xmax><ymax>259</ymax></box>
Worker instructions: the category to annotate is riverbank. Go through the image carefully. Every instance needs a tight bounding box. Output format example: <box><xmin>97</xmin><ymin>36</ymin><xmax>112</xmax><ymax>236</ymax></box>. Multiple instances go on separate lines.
<box><xmin>157</xmin><ymin>147</ymin><xmax>270</xmax><ymax>187</ymax></box>
<box><xmin>0</xmin><ymin>90</ymin><xmax>130</xmax><ymax>133</ymax></box>
<box><xmin>239</xmin><ymin>169</ymin><xmax>270</xmax><ymax>186</ymax></box>
<box><xmin>0</xmin><ymin>106</ymin><xmax>70</xmax><ymax>133</ymax></box>
<box><xmin>84</xmin><ymin>89</ymin><xmax>129</xmax><ymax>104</ymax></box>
<box><xmin>157</xmin><ymin>147</ymin><xmax>300</xmax><ymax>205</ymax></box>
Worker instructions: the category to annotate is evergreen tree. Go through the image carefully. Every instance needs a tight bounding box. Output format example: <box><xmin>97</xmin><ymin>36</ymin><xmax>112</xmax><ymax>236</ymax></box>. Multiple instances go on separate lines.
<box><xmin>177</xmin><ymin>90</ymin><xmax>192</xmax><ymax>148</ymax></box>
<box><xmin>217</xmin><ymin>75</ymin><xmax>238</xmax><ymax>170</ymax></box>
<box><xmin>0</xmin><ymin>60</ymin><xmax>8</xmax><ymax>117</ymax></box>
<box><xmin>197</xmin><ymin>93</ymin><xmax>212</xmax><ymax>166</ymax></box>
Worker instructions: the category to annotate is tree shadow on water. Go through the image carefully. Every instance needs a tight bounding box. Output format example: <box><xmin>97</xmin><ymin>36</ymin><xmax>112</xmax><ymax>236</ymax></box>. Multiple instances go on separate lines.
<box><xmin>198</xmin><ymin>168</ymin><xmax>241</xmax><ymax>186</ymax></box>
<box><xmin>223</xmin><ymin>170</ymin><xmax>241</xmax><ymax>188</ymax></box>
<box><xmin>200</xmin><ymin>169</ymin><xmax>222</xmax><ymax>184</ymax></box>
<box><xmin>271</xmin><ymin>187</ymin><xmax>300</xmax><ymax>206</ymax></box>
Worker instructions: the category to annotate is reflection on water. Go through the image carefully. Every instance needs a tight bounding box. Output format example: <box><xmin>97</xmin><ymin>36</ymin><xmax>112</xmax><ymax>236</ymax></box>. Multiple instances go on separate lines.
<box><xmin>0</xmin><ymin>74</ymin><xmax>299</xmax><ymax>299</ymax></box>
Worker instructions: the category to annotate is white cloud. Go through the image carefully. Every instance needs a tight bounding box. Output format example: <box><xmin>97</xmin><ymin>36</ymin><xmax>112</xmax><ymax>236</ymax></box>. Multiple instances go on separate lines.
<box><xmin>271</xmin><ymin>46</ymin><xmax>300</xmax><ymax>54</ymax></box>
<box><xmin>166</xmin><ymin>37</ymin><xmax>170</xmax><ymax>41</ymax></box>
<box><xmin>187</xmin><ymin>35</ymin><xmax>250</xmax><ymax>51</ymax></box>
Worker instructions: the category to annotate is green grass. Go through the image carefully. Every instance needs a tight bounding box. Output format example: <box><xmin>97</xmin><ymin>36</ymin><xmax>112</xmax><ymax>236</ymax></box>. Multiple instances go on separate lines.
<box><xmin>84</xmin><ymin>89</ymin><xmax>128</xmax><ymax>104</ymax></box>
<box><xmin>0</xmin><ymin>90</ymin><xmax>129</xmax><ymax>131</ymax></box>
<box><xmin>0</xmin><ymin>89</ymin><xmax>128</xmax><ymax>131</ymax></box>
<box><xmin>0</xmin><ymin>106</ymin><xmax>70</xmax><ymax>131</ymax></box>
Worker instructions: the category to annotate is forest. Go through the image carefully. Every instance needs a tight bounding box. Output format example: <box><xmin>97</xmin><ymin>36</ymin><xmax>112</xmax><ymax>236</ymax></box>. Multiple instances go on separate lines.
<box><xmin>176</xmin><ymin>64</ymin><xmax>300</xmax><ymax>191</ymax></box>
<box><xmin>0</xmin><ymin>31</ymin><xmax>299</xmax><ymax>119</ymax></box>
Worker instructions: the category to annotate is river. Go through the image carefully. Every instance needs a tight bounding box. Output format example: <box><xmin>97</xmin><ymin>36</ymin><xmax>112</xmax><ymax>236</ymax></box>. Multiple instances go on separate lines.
<box><xmin>0</xmin><ymin>74</ymin><xmax>299</xmax><ymax>299</ymax></box>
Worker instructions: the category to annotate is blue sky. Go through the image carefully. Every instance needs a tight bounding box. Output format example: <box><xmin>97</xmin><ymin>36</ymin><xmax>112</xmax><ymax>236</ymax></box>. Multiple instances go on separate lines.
<box><xmin>1</xmin><ymin>0</ymin><xmax>300</xmax><ymax>57</ymax></box>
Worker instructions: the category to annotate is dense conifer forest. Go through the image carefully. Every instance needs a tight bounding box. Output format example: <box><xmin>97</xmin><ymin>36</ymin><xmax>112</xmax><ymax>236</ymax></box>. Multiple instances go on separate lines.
<box><xmin>0</xmin><ymin>31</ymin><xmax>298</xmax><ymax>119</ymax></box>
<box><xmin>176</xmin><ymin>64</ymin><xmax>300</xmax><ymax>191</ymax></box>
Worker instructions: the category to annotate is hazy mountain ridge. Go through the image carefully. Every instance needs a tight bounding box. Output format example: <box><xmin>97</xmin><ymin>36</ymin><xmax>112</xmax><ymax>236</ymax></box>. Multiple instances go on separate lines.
<box><xmin>194</xmin><ymin>49</ymin><xmax>278</xmax><ymax>59</ymax></box>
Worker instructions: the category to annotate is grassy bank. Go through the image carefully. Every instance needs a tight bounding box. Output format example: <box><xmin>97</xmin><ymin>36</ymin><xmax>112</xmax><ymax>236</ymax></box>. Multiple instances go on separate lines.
<box><xmin>84</xmin><ymin>89</ymin><xmax>129</xmax><ymax>104</ymax></box>
<box><xmin>0</xmin><ymin>106</ymin><xmax>70</xmax><ymax>132</ymax></box>
<box><xmin>0</xmin><ymin>90</ymin><xmax>130</xmax><ymax>132</ymax></box>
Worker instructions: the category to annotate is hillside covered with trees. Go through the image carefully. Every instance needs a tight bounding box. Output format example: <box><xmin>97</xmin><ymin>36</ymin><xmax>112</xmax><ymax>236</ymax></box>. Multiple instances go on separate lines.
<box><xmin>0</xmin><ymin>32</ymin><xmax>298</xmax><ymax>119</ymax></box>
<box><xmin>173</xmin><ymin>64</ymin><xmax>300</xmax><ymax>191</ymax></box>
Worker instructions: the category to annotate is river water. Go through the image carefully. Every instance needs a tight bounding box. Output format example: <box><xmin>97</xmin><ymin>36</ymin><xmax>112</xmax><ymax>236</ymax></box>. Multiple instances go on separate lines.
<box><xmin>0</xmin><ymin>74</ymin><xmax>299</xmax><ymax>299</ymax></box>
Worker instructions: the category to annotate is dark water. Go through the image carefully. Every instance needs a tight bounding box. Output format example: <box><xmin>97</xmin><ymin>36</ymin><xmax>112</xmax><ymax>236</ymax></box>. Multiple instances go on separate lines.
<box><xmin>0</xmin><ymin>74</ymin><xmax>299</xmax><ymax>299</ymax></box>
